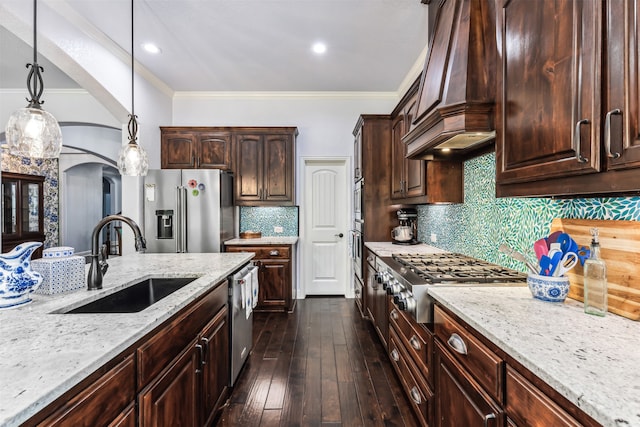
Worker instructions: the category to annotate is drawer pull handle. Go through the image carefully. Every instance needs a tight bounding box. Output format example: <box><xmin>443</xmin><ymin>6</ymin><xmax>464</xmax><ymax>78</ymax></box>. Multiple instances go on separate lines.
<box><xmin>201</xmin><ymin>337</ymin><xmax>210</xmax><ymax>365</ymax></box>
<box><xmin>269</xmin><ymin>250</ymin><xmax>279</xmax><ymax>256</ymax></box>
<box><xmin>409</xmin><ymin>335</ymin><xmax>421</xmax><ymax>351</ymax></box>
<box><xmin>390</xmin><ymin>309</ymin><xmax>399</xmax><ymax>320</ymax></box>
<box><xmin>447</xmin><ymin>333</ymin><xmax>468</xmax><ymax>355</ymax></box>
<box><xmin>391</xmin><ymin>349</ymin><xmax>400</xmax><ymax>362</ymax></box>
<box><xmin>483</xmin><ymin>413</ymin><xmax>496</xmax><ymax>427</ymax></box>
<box><xmin>409</xmin><ymin>387</ymin><xmax>422</xmax><ymax>405</ymax></box>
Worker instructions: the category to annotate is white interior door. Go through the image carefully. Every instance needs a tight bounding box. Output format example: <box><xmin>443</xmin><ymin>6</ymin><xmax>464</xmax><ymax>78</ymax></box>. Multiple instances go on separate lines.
<box><xmin>303</xmin><ymin>159</ymin><xmax>349</xmax><ymax>296</ymax></box>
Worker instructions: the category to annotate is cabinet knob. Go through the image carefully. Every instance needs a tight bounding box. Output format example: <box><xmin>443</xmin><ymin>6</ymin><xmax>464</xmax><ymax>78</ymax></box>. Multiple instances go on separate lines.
<box><xmin>391</xmin><ymin>349</ymin><xmax>400</xmax><ymax>362</ymax></box>
<box><xmin>269</xmin><ymin>250</ymin><xmax>279</xmax><ymax>256</ymax></box>
<box><xmin>409</xmin><ymin>335</ymin><xmax>421</xmax><ymax>351</ymax></box>
<box><xmin>409</xmin><ymin>387</ymin><xmax>422</xmax><ymax>405</ymax></box>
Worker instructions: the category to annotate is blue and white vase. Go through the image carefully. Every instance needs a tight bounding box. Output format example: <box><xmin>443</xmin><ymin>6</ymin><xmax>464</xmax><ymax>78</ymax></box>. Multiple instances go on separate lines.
<box><xmin>0</xmin><ymin>242</ymin><xmax>44</xmax><ymax>309</ymax></box>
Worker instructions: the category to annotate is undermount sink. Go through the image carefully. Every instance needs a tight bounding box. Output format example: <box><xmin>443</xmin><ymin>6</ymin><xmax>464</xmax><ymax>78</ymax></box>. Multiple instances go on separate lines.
<box><xmin>61</xmin><ymin>277</ymin><xmax>196</xmax><ymax>314</ymax></box>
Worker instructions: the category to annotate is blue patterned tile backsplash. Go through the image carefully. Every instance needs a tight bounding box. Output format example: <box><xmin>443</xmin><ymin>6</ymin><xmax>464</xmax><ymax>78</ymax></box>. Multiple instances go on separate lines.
<box><xmin>417</xmin><ymin>152</ymin><xmax>640</xmax><ymax>271</ymax></box>
<box><xmin>240</xmin><ymin>206</ymin><xmax>299</xmax><ymax>237</ymax></box>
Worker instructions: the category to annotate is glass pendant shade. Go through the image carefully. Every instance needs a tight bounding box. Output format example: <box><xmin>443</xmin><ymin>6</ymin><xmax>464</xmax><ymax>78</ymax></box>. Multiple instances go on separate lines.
<box><xmin>5</xmin><ymin>106</ymin><xmax>62</xmax><ymax>158</ymax></box>
<box><xmin>117</xmin><ymin>141</ymin><xmax>149</xmax><ymax>176</ymax></box>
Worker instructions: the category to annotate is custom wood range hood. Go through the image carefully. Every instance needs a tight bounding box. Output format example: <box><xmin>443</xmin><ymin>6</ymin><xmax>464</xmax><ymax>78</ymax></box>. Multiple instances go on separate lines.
<box><xmin>403</xmin><ymin>0</ymin><xmax>497</xmax><ymax>160</ymax></box>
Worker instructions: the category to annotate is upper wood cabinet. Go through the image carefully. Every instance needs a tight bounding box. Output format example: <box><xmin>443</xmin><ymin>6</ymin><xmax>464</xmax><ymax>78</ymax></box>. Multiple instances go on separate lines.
<box><xmin>391</xmin><ymin>80</ymin><xmax>464</xmax><ymax>204</ymax></box>
<box><xmin>235</xmin><ymin>127</ymin><xmax>297</xmax><ymax>206</ymax></box>
<box><xmin>161</xmin><ymin>127</ymin><xmax>232</xmax><ymax>170</ymax></box>
<box><xmin>496</xmin><ymin>0</ymin><xmax>640</xmax><ymax>197</ymax></box>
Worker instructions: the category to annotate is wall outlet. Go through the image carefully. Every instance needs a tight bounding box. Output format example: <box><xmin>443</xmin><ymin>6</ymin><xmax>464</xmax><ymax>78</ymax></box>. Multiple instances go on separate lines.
<box><xmin>430</xmin><ymin>233</ymin><xmax>437</xmax><ymax>243</ymax></box>
<box><xmin>274</xmin><ymin>226</ymin><xmax>284</xmax><ymax>233</ymax></box>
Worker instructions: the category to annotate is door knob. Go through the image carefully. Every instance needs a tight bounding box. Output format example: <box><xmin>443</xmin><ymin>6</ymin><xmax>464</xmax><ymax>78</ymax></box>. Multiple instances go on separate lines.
<box><xmin>335</xmin><ymin>233</ymin><xmax>344</xmax><ymax>238</ymax></box>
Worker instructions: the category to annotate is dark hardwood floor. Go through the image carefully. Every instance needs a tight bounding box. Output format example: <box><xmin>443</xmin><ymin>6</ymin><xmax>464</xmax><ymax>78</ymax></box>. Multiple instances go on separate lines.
<box><xmin>216</xmin><ymin>297</ymin><xmax>419</xmax><ymax>427</ymax></box>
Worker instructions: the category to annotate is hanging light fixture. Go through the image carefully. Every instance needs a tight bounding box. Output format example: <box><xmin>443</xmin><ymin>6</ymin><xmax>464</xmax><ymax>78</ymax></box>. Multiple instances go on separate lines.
<box><xmin>5</xmin><ymin>0</ymin><xmax>62</xmax><ymax>159</ymax></box>
<box><xmin>117</xmin><ymin>0</ymin><xmax>149</xmax><ymax>176</ymax></box>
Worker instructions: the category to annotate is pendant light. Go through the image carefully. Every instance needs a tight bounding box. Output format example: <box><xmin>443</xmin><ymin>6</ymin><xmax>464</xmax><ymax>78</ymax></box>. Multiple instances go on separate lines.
<box><xmin>5</xmin><ymin>0</ymin><xmax>62</xmax><ymax>159</ymax></box>
<box><xmin>117</xmin><ymin>0</ymin><xmax>149</xmax><ymax>176</ymax></box>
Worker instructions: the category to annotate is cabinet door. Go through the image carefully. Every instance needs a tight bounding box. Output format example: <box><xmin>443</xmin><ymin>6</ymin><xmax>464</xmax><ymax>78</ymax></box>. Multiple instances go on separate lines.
<box><xmin>198</xmin><ymin>132</ymin><xmax>232</xmax><ymax>169</ymax></box>
<box><xmin>139</xmin><ymin>342</ymin><xmax>199</xmax><ymax>427</ymax></box>
<box><xmin>201</xmin><ymin>305</ymin><xmax>230</xmax><ymax>427</ymax></box>
<box><xmin>161</xmin><ymin>132</ymin><xmax>197</xmax><ymax>169</ymax></box>
<box><xmin>258</xmin><ymin>260</ymin><xmax>288</xmax><ymax>310</ymax></box>
<box><xmin>435</xmin><ymin>342</ymin><xmax>503</xmax><ymax>427</ymax></box>
<box><xmin>604</xmin><ymin>0</ymin><xmax>640</xmax><ymax>170</ymax></box>
<box><xmin>354</xmin><ymin>127</ymin><xmax>363</xmax><ymax>181</ymax></box>
<box><xmin>391</xmin><ymin>116</ymin><xmax>406</xmax><ymax>199</ymax></box>
<box><xmin>496</xmin><ymin>0</ymin><xmax>601</xmax><ymax>184</ymax></box>
<box><xmin>263</xmin><ymin>134</ymin><xmax>293</xmax><ymax>202</ymax></box>
<box><xmin>236</xmin><ymin>134</ymin><xmax>263</xmax><ymax>202</ymax></box>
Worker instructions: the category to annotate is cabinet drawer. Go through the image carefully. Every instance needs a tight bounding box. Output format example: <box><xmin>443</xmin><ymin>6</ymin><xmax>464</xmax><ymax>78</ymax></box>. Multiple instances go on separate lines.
<box><xmin>389</xmin><ymin>303</ymin><xmax>433</xmax><ymax>387</ymax></box>
<box><xmin>389</xmin><ymin>329</ymin><xmax>433</xmax><ymax>427</ymax></box>
<box><xmin>505</xmin><ymin>366</ymin><xmax>581</xmax><ymax>427</ymax></box>
<box><xmin>434</xmin><ymin>305</ymin><xmax>503</xmax><ymax>401</ymax></box>
<box><xmin>137</xmin><ymin>280</ymin><xmax>228</xmax><ymax>389</ymax></box>
<box><xmin>38</xmin><ymin>354</ymin><xmax>135</xmax><ymax>427</ymax></box>
<box><xmin>226</xmin><ymin>245</ymin><xmax>290</xmax><ymax>259</ymax></box>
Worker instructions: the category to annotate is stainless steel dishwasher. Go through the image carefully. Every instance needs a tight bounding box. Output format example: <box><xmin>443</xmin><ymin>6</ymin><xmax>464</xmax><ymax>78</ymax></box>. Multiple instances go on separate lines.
<box><xmin>229</xmin><ymin>263</ymin><xmax>258</xmax><ymax>386</ymax></box>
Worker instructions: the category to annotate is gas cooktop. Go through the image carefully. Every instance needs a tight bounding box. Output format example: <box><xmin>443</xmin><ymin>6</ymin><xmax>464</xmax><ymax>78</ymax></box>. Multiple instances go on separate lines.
<box><xmin>392</xmin><ymin>253</ymin><xmax>527</xmax><ymax>284</ymax></box>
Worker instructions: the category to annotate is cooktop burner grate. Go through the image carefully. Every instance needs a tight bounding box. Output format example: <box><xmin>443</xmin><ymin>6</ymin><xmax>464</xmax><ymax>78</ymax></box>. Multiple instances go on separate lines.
<box><xmin>392</xmin><ymin>253</ymin><xmax>527</xmax><ymax>284</ymax></box>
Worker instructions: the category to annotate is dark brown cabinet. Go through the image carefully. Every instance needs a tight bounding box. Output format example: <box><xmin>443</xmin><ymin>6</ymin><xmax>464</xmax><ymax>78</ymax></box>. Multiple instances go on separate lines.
<box><xmin>37</xmin><ymin>355</ymin><xmax>136</xmax><ymax>427</ymax></box>
<box><xmin>161</xmin><ymin>127</ymin><xmax>232</xmax><ymax>170</ymax></box>
<box><xmin>366</xmin><ymin>254</ymin><xmax>388</xmax><ymax>348</ymax></box>
<box><xmin>1</xmin><ymin>172</ymin><xmax>45</xmax><ymax>257</ymax></box>
<box><xmin>235</xmin><ymin>128</ymin><xmax>297</xmax><ymax>206</ymax></box>
<box><xmin>225</xmin><ymin>244</ymin><xmax>296</xmax><ymax>312</ymax></box>
<box><xmin>496</xmin><ymin>0</ymin><xmax>640</xmax><ymax>197</ymax></box>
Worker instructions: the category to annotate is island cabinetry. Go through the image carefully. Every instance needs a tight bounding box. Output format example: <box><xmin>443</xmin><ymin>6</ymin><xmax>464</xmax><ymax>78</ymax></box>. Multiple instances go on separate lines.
<box><xmin>138</xmin><ymin>281</ymin><xmax>229</xmax><ymax>426</ymax></box>
<box><xmin>496</xmin><ymin>1</ymin><xmax>640</xmax><ymax>197</ymax></box>
<box><xmin>235</xmin><ymin>128</ymin><xmax>297</xmax><ymax>206</ymax></box>
<box><xmin>36</xmin><ymin>354</ymin><xmax>136</xmax><ymax>427</ymax></box>
<box><xmin>388</xmin><ymin>300</ymin><xmax>434</xmax><ymax>426</ymax></box>
<box><xmin>160</xmin><ymin>127</ymin><xmax>232</xmax><ymax>170</ymax></box>
<box><xmin>225</xmin><ymin>244</ymin><xmax>296</xmax><ymax>312</ymax></box>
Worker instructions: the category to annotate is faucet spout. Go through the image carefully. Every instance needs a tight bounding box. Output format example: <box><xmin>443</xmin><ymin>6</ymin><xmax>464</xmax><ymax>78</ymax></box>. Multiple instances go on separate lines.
<box><xmin>87</xmin><ymin>214</ymin><xmax>147</xmax><ymax>290</ymax></box>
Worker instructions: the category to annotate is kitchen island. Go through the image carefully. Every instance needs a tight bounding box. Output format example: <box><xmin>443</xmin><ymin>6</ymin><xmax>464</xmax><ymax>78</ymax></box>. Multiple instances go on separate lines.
<box><xmin>0</xmin><ymin>252</ymin><xmax>253</xmax><ymax>427</ymax></box>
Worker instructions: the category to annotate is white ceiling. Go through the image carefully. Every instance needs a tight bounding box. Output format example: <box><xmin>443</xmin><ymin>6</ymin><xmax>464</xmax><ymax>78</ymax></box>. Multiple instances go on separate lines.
<box><xmin>0</xmin><ymin>0</ymin><xmax>430</xmax><ymax>93</ymax></box>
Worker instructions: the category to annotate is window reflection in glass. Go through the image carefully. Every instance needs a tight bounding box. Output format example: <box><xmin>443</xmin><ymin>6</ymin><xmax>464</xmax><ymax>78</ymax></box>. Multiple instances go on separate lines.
<box><xmin>23</xmin><ymin>183</ymin><xmax>40</xmax><ymax>233</ymax></box>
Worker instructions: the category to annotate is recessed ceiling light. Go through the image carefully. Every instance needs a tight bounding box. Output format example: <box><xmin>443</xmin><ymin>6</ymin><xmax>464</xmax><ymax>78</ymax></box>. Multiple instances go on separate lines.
<box><xmin>141</xmin><ymin>42</ymin><xmax>161</xmax><ymax>54</ymax></box>
<box><xmin>312</xmin><ymin>42</ymin><xmax>327</xmax><ymax>55</ymax></box>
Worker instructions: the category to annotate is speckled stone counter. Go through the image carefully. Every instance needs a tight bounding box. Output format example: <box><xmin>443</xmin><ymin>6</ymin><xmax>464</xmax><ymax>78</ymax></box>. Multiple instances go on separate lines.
<box><xmin>428</xmin><ymin>286</ymin><xmax>640</xmax><ymax>427</ymax></box>
<box><xmin>224</xmin><ymin>236</ymin><xmax>298</xmax><ymax>246</ymax></box>
<box><xmin>365</xmin><ymin>241</ymin><xmax>447</xmax><ymax>257</ymax></box>
<box><xmin>0</xmin><ymin>252</ymin><xmax>253</xmax><ymax>427</ymax></box>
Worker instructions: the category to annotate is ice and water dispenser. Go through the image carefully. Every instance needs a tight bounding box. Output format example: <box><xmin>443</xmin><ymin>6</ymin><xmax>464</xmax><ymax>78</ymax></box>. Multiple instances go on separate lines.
<box><xmin>155</xmin><ymin>210</ymin><xmax>174</xmax><ymax>239</ymax></box>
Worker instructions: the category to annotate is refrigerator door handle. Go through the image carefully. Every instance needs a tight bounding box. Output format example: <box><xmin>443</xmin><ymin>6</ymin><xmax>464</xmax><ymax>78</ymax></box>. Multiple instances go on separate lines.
<box><xmin>180</xmin><ymin>187</ymin><xmax>188</xmax><ymax>253</ymax></box>
<box><xmin>175</xmin><ymin>187</ymin><xmax>182</xmax><ymax>253</ymax></box>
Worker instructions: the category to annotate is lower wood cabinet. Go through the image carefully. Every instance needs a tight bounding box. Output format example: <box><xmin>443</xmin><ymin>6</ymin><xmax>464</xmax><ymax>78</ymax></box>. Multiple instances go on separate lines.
<box><xmin>366</xmin><ymin>254</ymin><xmax>388</xmax><ymax>349</ymax></box>
<box><xmin>30</xmin><ymin>280</ymin><xmax>231</xmax><ymax>427</ymax></box>
<box><xmin>225</xmin><ymin>244</ymin><xmax>296</xmax><ymax>312</ymax></box>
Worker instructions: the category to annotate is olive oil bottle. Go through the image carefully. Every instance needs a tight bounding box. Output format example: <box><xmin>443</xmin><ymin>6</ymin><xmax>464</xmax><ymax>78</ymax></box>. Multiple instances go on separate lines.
<box><xmin>583</xmin><ymin>228</ymin><xmax>607</xmax><ymax>316</ymax></box>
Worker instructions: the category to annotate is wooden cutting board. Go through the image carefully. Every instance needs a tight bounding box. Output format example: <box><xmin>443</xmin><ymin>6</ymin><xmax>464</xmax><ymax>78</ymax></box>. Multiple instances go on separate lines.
<box><xmin>550</xmin><ymin>218</ymin><xmax>640</xmax><ymax>320</ymax></box>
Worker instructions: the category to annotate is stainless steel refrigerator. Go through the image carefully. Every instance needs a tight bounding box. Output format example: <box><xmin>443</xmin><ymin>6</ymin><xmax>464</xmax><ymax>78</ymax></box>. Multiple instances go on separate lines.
<box><xmin>143</xmin><ymin>169</ymin><xmax>235</xmax><ymax>253</ymax></box>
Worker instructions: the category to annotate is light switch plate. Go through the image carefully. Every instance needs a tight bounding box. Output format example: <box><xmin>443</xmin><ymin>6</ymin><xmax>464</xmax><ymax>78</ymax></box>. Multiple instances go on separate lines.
<box><xmin>430</xmin><ymin>233</ymin><xmax>437</xmax><ymax>243</ymax></box>
<box><xmin>274</xmin><ymin>226</ymin><xmax>284</xmax><ymax>233</ymax></box>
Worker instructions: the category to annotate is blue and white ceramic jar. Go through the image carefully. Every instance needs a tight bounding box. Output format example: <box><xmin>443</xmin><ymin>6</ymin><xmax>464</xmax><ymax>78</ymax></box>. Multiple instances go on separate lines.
<box><xmin>0</xmin><ymin>242</ymin><xmax>44</xmax><ymax>309</ymax></box>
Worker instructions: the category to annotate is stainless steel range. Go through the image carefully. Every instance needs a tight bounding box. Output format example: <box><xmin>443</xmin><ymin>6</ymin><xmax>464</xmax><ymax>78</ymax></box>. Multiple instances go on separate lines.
<box><xmin>377</xmin><ymin>253</ymin><xmax>527</xmax><ymax>323</ymax></box>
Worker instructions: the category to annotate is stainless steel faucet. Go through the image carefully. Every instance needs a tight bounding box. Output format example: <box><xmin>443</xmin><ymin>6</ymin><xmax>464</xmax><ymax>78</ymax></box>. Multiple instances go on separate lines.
<box><xmin>87</xmin><ymin>214</ymin><xmax>147</xmax><ymax>290</ymax></box>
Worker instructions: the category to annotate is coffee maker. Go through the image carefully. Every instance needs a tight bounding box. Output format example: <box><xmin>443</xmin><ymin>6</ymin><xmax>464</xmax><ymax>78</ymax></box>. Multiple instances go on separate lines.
<box><xmin>391</xmin><ymin>208</ymin><xmax>419</xmax><ymax>245</ymax></box>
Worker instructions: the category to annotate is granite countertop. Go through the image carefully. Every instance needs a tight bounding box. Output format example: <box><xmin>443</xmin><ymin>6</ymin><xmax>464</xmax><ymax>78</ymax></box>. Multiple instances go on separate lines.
<box><xmin>0</xmin><ymin>252</ymin><xmax>253</xmax><ymax>427</ymax></box>
<box><xmin>225</xmin><ymin>236</ymin><xmax>298</xmax><ymax>245</ymax></box>
<box><xmin>428</xmin><ymin>286</ymin><xmax>640</xmax><ymax>427</ymax></box>
<box><xmin>365</xmin><ymin>241</ymin><xmax>447</xmax><ymax>257</ymax></box>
